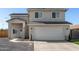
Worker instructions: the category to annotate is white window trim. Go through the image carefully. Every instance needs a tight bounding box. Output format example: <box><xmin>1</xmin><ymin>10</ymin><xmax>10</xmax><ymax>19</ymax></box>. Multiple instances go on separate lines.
<box><xmin>35</xmin><ymin>12</ymin><xmax>42</xmax><ymax>18</ymax></box>
<box><xmin>52</xmin><ymin>12</ymin><xmax>59</xmax><ymax>18</ymax></box>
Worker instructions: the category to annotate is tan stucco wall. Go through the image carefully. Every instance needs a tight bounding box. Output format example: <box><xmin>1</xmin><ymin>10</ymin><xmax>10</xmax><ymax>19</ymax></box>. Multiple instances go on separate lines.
<box><xmin>28</xmin><ymin>8</ymin><xmax>65</xmax><ymax>22</ymax></box>
<box><xmin>8</xmin><ymin>19</ymin><xmax>26</xmax><ymax>39</ymax></box>
<box><xmin>8</xmin><ymin>22</ymin><xmax>12</xmax><ymax>39</ymax></box>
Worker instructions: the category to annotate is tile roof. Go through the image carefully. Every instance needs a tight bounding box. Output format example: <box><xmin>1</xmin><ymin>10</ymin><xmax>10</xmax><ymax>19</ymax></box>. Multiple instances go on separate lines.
<box><xmin>32</xmin><ymin>21</ymin><xmax>72</xmax><ymax>24</ymax></box>
<box><xmin>70</xmin><ymin>25</ymin><xmax>79</xmax><ymax>29</ymax></box>
<box><xmin>10</xmin><ymin>13</ymin><xmax>28</xmax><ymax>15</ymax></box>
<box><xmin>7</xmin><ymin>18</ymin><xmax>26</xmax><ymax>22</ymax></box>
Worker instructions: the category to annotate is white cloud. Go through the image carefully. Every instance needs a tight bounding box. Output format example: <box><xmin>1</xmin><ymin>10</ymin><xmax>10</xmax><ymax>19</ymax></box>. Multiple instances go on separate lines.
<box><xmin>0</xmin><ymin>20</ymin><xmax>7</xmax><ymax>23</ymax></box>
<box><xmin>0</xmin><ymin>20</ymin><xmax>8</xmax><ymax>29</ymax></box>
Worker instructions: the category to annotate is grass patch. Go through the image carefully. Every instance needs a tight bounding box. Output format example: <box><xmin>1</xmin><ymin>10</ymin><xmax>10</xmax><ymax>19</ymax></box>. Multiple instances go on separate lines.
<box><xmin>71</xmin><ymin>39</ymin><xmax>79</xmax><ymax>45</ymax></box>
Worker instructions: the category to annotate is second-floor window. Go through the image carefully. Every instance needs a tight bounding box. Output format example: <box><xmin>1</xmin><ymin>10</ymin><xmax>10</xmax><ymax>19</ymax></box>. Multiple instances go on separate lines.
<box><xmin>35</xmin><ymin>12</ymin><xmax>42</xmax><ymax>18</ymax></box>
<box><xmin>52</xmin><ymin>12</ymin><xmax>56</xmax><ymax>18</ymax></box>
<box><xmin>52</xmin><ymin>12</ymin><xmax>59</xmax><ymax>18</ymax></box>
<box><xmin>35</xmin><ymin>12</ymin><xmax>38</xmax><ymax>18</ymax></box>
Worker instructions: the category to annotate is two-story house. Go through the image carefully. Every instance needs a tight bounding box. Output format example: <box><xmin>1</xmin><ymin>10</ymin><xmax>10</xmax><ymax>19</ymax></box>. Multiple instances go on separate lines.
<box><xmin>7</xmin><ymin>8</ymin><xmax>71</xmax><ymax>41</ymax></box>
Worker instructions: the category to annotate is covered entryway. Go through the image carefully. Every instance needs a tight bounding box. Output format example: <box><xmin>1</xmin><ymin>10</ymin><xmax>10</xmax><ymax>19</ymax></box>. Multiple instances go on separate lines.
<box><xmin>7</xmin><ymin>18</ymin><xmax>28</xmax><ymax>39</ymax></box>
<box><xmin>31</xmin><ymin>26</ymin><xmax>65</xmax><ymax>40</ymax></box>
<box><xmin>11</xmin><ymin>23</ymin><xmax>23</xmax><ymax>38</ymax></box>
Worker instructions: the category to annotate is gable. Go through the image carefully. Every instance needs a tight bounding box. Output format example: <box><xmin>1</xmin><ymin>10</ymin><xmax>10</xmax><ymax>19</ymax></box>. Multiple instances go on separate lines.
<box><xmin>7</xmin><ymin>18</ymin><xmax>26</xmax><ymax>23</ymax></box>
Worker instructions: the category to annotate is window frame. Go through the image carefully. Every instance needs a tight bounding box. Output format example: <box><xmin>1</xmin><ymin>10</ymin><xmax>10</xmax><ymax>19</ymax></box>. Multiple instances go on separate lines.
<box><xmin>52</xmin><ymin>12</ymin><xmax>56</xmax><ymax>18</ymax></box>
<box><xmin>35</xmin><ymin>12</ymin><xmax>38</xmax><ymax>18</ymax></box>
<box><xmin>35</xmin><ymin>12</ymin><xmax>42</xmax><ymax>18</ymax></box>
<box><xmin>52</xmin><ymin>12</ymin><xmax>59</xmax><ymax>18</ymax></box>
<box><xmin>13</xmin><ymin>29</ymin><xmax>17</xmax><ymax>34</ymax></box>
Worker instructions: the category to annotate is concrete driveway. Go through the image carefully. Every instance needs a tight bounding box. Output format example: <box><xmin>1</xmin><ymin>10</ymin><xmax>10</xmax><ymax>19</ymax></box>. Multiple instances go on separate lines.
<box><xmin>0</xmin><ymin>38</ymin><xmax>79</xmax><ymax>51</ymax></box>
<box><xmin>34</xmin><ymin>41</ymin><xmax>79</xmax><ymax>51</ymax></box>
<box><xmin>0</xmin><ymin>38</ymin><xmax>34</xmax><ymax>51</ymax></box>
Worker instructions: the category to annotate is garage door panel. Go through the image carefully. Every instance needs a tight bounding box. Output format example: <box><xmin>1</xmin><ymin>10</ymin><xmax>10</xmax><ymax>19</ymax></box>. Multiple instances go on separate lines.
<box><xmin>32</xmin><ymin>27</ymin><xmax>65</xmax><ymax>40</ymax></box>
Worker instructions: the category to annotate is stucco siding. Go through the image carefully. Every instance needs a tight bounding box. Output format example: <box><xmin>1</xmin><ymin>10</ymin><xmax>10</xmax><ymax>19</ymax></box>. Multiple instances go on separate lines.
<box><xmin>8</xmin><ymin>23</ymin><xmax>12</xmax><ymax>38</ymax></box>
<box><xmin>8</xmin><ymin>19</ymin><xmax>26</xmax><ymax>39</ymax></box>
<box><xmin>29</xmin><ymin>10</ymin><xmax>65</xmax><ymax>22</ymax></box>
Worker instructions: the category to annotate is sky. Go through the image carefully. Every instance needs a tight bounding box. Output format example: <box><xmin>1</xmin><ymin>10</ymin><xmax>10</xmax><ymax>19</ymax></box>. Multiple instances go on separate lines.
<box><xmin>65</xmin><ymin>8</ymin><xmax>79</xmax><ymax>24</ymax></box>
<box><xmin>0</xmin><ymin>8</ymin><xmax>26</xmax><ymax>29</ymax></box>
<box><xmin>0</xmin><ymin>8</ymin><xmax>79</xmax><ymax>29</ymax></box>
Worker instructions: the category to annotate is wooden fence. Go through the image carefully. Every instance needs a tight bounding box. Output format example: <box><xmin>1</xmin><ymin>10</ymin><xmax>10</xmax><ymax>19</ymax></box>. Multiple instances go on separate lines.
<box><xmin>0</xmin><ymin>29</ymin><xmax>8</xmax><ymax>38</ymax></box>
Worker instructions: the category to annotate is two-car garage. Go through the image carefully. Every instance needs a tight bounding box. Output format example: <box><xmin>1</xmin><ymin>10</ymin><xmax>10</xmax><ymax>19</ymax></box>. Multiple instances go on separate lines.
<box><xmin>29</xmin><ymin>24</ymin><xmax>70</xmax><ymax>41</ymax></box>
<box><xmin>32</xmin><ymin>26</ymin><xmax>65</xmax><ymax>40</ymax></box>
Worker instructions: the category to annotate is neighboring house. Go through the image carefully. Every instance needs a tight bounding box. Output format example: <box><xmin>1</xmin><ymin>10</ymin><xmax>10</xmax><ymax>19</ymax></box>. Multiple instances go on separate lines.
<box><xmin>70</xmin><ymin>25</ymin><xmax>79</xmax><ymax>39</ymax></box>
<box><xmin>7</xmin><ymin>8</ymin><xmax>71</xmax><ymax>41</ymax></box>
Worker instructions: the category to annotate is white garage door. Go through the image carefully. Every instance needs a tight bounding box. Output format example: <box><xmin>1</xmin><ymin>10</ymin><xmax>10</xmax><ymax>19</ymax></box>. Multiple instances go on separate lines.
<box><xmin>32</xmin><ymin>27</ymin><xmax>65</xmax><ymax>40</ymax></box>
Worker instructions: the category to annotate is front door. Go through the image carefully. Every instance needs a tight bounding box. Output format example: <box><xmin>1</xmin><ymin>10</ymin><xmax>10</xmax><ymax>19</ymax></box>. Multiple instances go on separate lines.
<box><xmin>13</xmin><ymin>28</ymin><xmax>22</xmax><ymax>38</ymax></box>
<box><xmin>12</xmin><ymin>23</ymin><xmax>24</xmax><ymax>38</ymax></box>
<box><xmin>16</xmin><ymin>29</ymin><xmax>22</xmax><ymax>38</ymax></box>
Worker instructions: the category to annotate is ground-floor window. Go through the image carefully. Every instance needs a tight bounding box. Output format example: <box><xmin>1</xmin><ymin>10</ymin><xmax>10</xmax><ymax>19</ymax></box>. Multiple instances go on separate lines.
<box><xmin>13</xmin><ymin>29</ymin><xmax>17</xmax><ymax>34</ymax></box>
